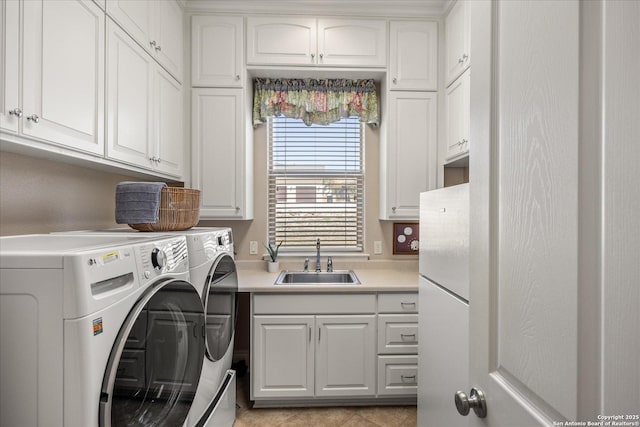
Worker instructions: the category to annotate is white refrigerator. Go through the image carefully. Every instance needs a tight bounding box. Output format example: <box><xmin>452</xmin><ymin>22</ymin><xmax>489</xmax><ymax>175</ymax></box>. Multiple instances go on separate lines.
<box><xmin>417</xmin><ymin>183</ymin><xmax>470</xmax><ymax>427</ymax></box>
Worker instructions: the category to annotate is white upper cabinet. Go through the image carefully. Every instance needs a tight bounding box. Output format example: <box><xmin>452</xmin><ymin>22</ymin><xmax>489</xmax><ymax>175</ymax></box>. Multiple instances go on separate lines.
<box><xmin>154</xmin><ymin>66</ymin><xmax>184</xmax><ymax>177</ymax></box>
<box><xmin>106</xmin><ymin>0</ymin><xmax>183</xmax><ymax>82</ymax></box>
<box><xmin>317</xmin><ymin>19</ymin><xmax>387</xmax><ymax>67</ymax></box>
<box><xmin>107</xmin><ymin>22</ymin><xmax>183</xmax><ymax>178</ymax></box>
<box><xmin>445</xmin><ymin>68</ymin><xmax>470</xmax><ymax>162</ymax></box>
<box><xmin>191</xmin><ymin>88</ymin><xmax>252</xmax><ymax>219</ymax></box>
<box><xmin>246</xmin><ymin>17</ymin><xmax>317</xmax><ymax>66</ymax></box>
<box><xmin>247</xmin><ymin>16</ymin><xmax>386</xmax><ymax>67</ymax></box>
<box><xmin>445</xmin><ymin>0</ymin><xmax>470</xmax><ymax>87</ymax></box>
<box><xmin>389</xmin><ymin>21</ymin><xmax>438</xmax><ymax>91</ymax></box>
<box><xmin>13</xmin><ymin>0</ymin><xmax>105</xmax><ymax>155</ymax></box>
<box><xmin>381</xmin><ymin>91</ymin><xmax>438</xmax><ymax>219</ymax></box>
<box><xmin>191</xmin><ymin>16</ymin><xmax>244</xmax><ymax>87</ymax></box>
<box><xmin>0</xmin><ymin>0</ymin><xmax>20</xmax><ymax>134</ymax></box>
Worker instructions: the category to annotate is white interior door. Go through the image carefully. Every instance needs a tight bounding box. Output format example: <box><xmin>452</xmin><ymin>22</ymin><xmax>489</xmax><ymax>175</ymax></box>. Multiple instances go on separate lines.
<box><xmin>469</xmin><ymin>1</ymin><xmax>580</xmax><ymax>425</ymax></box>
<box><xmin>469</xmin><ymin>1</ymin><xmax>640</xmax><ymax>425</ymax></box>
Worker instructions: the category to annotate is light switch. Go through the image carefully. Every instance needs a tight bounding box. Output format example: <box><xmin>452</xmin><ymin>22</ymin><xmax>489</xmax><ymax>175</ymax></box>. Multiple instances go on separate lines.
<box><xmin>374</xmin><ymin>241</ymin><xmax>383</xmax><ymax>254</ymax></box>
<box><xmin>250</xmin><ymin>241</ymin><xmax>258</xmax><ymax>255</ymax></box>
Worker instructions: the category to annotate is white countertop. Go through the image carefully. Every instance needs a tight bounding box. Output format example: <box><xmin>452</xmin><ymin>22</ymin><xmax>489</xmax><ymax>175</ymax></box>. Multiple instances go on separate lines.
<box><xmin>236</xmin><ymin>260</ymin><xmax>419</xmax><ymax>293</ymax></box>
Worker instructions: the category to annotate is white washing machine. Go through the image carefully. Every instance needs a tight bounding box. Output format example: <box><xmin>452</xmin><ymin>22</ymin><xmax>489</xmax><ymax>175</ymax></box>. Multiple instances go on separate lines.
<box><xmin>0</xmin><ymin>234</ymin><xmax>207</xmax><ymax>427</ymax></box>
<box><xmin>56</xmin><ymin>228</ymin><xmax>239</xmax><ymax>427</ymax></box>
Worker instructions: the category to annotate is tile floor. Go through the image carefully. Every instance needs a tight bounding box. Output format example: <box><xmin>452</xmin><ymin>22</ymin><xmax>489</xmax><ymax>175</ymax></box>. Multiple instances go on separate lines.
<box><xmin>233</xmin><ymin>374</ymin><xmax>417</xmax><ymax>427</ymax></box>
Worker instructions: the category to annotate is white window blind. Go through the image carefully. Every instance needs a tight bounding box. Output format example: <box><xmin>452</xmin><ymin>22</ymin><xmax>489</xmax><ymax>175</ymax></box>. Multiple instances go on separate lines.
<box><xmin>268</xmin><ymin>116</ymin><xmax>364</xmax><ymax>251</ymax></box>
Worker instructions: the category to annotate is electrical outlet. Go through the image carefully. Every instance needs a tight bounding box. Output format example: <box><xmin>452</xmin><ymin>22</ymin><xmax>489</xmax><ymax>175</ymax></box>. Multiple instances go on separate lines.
<box><xmin>374</xmin><ymin>241</ymin><xmax>383</xmax><ymax>254</ymax></box>
<box><xmin>249</xmin><ymin>241</ymin><xmax>258</xmax><ymax>255</ymax></box>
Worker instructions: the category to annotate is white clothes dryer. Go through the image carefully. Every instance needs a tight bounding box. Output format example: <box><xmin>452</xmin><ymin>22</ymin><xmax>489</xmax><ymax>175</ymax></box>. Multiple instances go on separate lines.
<box><xmin>0</xmin><ymin>234</ymin><xmax>206</xmax><ymax>427</ymax></box>
<box><xmin>56</xmin><ymin>227</ymin><xmax>239</xmax><ymax>427</ymax></box>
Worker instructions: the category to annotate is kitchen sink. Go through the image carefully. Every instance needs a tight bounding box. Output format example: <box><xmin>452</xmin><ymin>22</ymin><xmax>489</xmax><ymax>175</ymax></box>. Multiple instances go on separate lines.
<box><xmin>274</xmin><ymin>270</ymin><xmax>361</xmax><ymax>285</ymax></box>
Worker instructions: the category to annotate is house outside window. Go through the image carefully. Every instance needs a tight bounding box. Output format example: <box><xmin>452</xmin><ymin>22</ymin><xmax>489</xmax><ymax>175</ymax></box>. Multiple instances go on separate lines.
<box><xmin>267</xmin><ymin>116</ymin><xmax>364</xmax><ymax>251</ymax></box>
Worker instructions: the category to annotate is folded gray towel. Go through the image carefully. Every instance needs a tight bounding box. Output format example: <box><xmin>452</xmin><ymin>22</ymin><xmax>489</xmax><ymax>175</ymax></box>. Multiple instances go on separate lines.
<box><xmin>115</xmin><ymin>181</ymin><xmax>167</xmax><ymax>224</ymax></box>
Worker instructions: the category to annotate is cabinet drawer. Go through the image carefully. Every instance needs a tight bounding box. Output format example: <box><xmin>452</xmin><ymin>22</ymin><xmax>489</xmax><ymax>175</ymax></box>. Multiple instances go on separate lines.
<box><xmin>378</xmin><ymin>293</ymin><xmax>418</xmax><ymax>313</ymax></box>
<box><xmin>378</xmin><ymin>314</ymin><xmax>418</xmax><ymax>354</ymax></box>
<box><xmin>377</xmin><ymin>355</ymin><xmax>418</xmax><ymax>396</ymax></box>
<box><xmin>253</xmin><ymin>293</ymin><xmax>376</xmax><ymax>314</ymax></box>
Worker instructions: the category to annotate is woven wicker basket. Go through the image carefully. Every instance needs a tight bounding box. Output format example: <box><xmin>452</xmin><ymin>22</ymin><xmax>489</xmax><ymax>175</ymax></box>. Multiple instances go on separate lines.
<box><xmin>129</xmin><ymin>187</ymin><xmax>200</xmax><ymax>231</ymax></box>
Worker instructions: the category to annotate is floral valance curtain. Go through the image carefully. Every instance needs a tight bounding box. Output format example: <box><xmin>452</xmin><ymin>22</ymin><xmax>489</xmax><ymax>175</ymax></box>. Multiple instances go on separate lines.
<box><xmin>252</xmin><ymin>78</ymin><xmax>379</xmax><ymax>126</ymax></box>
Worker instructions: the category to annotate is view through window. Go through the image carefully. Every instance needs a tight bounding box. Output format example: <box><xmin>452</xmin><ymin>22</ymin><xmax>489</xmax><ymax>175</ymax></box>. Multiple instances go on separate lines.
<box><xmin>268</xmin><ymin>116</ymin><xmax>364</xmax><ymax>251</ymax></box>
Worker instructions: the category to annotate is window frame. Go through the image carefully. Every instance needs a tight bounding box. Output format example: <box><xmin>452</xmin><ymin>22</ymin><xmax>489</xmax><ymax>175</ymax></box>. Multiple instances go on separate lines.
<box><xmin>266</xmin><ymin>115</ymin><xmax>366</xmax><ymax>253</ymax></box>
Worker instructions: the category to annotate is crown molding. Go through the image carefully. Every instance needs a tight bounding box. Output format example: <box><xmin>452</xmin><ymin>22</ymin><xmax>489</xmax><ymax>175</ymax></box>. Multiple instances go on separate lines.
<box><xmin>184</xmin><ymin>0</ymin><xmax>449</xmax><ymax>18</ymax></box>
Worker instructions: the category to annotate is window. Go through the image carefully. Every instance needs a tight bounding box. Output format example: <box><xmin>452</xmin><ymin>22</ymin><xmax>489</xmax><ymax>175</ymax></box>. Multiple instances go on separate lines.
<box><xmin>268</xmin><ymin>116</ymin><xmax>364</xmax><ymax>251</ymax></box>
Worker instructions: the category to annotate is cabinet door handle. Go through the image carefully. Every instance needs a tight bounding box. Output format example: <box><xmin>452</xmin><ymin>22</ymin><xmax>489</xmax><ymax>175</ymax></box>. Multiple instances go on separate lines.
<box><xmin>309</xmin><ymin>326</ymin><xmax>312</xmax><ymax>343</ymax></box>
<box><xmin>401</xmin><ymin>375</ymin><xmax>416</xmax><ymax>382</ymax></box>
<box><xmin>27</xmin><ymin>114</ymin><xmax>39</xmax><ymax>123</ymax></box>
<box><xmin>155</xmin><ymin>44</ymin><xmax>162</xmax><ymax>52</ymax></box>
<box><xmin>400</xmin><ymin>302</ymin><xmax>416</xmax><ymax>308</ymax></box>
<box><xmin>9</xmin><ymin>108</ymin><xmax>22</xmax><ymax>118</ymax></box>
<box><xmin>462</xmin><ymin>53</ymin><xmax>469</xmax><ymax>60</ymax></box>
<box><xmin>319</xmin><ymin>53</ymin><xmax>323</xmax><ymax>61</ymax></box>
<box><xmin>150</xmin><ymin>40</ymin><xmax>157</xmax><ymax>48</ymax></box>
<box><xmin>235</xmin><ymin>75</ymin><xmax>240</xmax><ymax>81</ymax></box>
<box><xmin>318</xmin><ymin>326</ymin><xmax>321</xmax><ymax>342</ymax></box>
<box><xmin>458</xmin><ymin>57</ymin><xmax>464</xmax><ymax>64</ymax></box>
<box><xmin>392</xmin><ymin>206</ymin><xmax>397</xmax><ymax>213</ymax></box>
<box><xmin>311</xmin><ymin>53</ymin><xmax>315</xmax><ymax>60</ymax></box>
<box><xmin>392</xmin><ymin>77</ymin><xmax>398</xmax><ymax>84</ymax></box>
<box><xmin>400</xmin><ymin>333</ymin><xmax>416</xmax><ymax>340</ymax></box>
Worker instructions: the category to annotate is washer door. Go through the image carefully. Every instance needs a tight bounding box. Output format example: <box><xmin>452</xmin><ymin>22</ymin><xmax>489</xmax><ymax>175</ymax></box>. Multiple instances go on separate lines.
<box><xmin>202</xmin><ymin>254</ymin><xmax>238</xmax><ymax>361</ymax></box>
<box><xmin>100</xmin><ymin>279</ymin><xmax>205</xmax><ymax>427</ymax></box>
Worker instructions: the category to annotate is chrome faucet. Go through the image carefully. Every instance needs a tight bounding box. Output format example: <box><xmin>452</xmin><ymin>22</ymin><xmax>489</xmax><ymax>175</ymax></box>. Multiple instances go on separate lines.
<box><xmin>303</xmin><ymin>258</ymin><xmax>309</xmax><ymax>272</ymax></box>
<box><xmin>327</xmin><ymin>256</ymin><xmax>333</xmax><ymax>272</ymax></box>
<box><xmin>315</xmin><ymin>238</ymin><xmax>322</xmax><ymax>272</ymax></box>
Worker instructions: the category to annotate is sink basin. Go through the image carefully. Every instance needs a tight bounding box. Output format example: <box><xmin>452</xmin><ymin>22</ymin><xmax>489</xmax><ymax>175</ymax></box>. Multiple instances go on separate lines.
<box><xmin>274</xmin><ymin>270</ymin><xmax>361</xmax><ymax>285</ymax></box>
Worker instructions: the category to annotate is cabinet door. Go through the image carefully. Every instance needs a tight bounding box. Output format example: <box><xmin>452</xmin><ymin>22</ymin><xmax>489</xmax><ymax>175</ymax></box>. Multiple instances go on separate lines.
<box><xmin>22</xmin><ymin>0</ymin><xmax>105</xmax><ymax>155</ymax></box>
<box><xmin>252</xmin><ymin>316</ymin><xmax>315</xmax><ymax>398</ymax></box>
<box><xmin>382</xmin><ymin>92</ymin><xmax>437</xmax><ymax>219</ymax></box>
<box><xmin>389</xmin><ymin>21</ymin><xmax>438</xmax><ymax>91</ymax></box>
<box><xmin>0</xmin><ymin>0</ymin><xmax>20</xmax><ymax>134</ymax></box>
<box><xmin>192</xmin><ymin>16</ymin><xmax>243</xmax><ymax>87</ymax></box>
<box><xmin>317</xmin><ymin>19</ymin><xmax>387</xmax><ymax>67</ymax></box>
<box><xmin>246</xmin><ymin>17</ymin><xmax>316</xmax><ymax>65</ymax></box>
<box><xmin>107</xmin><ymin>22</ymin><xmax>154</xmax><ymax>168</ymax></box>
<box><xmin>445</xmin><ymin>0</ymin><xmax>470</xmax><ymax>86</ymax></box>
<box><xmin>315</xmin><ymin>315</ymin><xmax>376</xmax><ymax>397</ymax></box>
<box><xmin>106</xmin><ymin>0</ymin><xmax>153</xmax><ymax>53</ymax></box>
<box><xmin>445</xmin><ymin>69</ymin><xmax>470</xmax><ymax>162</ymax></box>
<box><xmin>153</xmin><ymin>0</ymin><xmax>183</xmax><ymax>83</ymax></box>
<box><xmin>154</xmin><ymin>67</ymin><xmax>183</xmax><ymax>178</ymax></box>
<box><xmin>191</xmin><ymin>88</ymin><xmax>249</xmax><ymax>218</ymax></box>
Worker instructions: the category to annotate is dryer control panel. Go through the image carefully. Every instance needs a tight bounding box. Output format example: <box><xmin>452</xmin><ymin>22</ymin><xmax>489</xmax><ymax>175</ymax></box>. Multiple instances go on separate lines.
<box><xmin>137</xmin><ymin>236</ymin><xmax>189</xmax><ymax>283</ymax></box>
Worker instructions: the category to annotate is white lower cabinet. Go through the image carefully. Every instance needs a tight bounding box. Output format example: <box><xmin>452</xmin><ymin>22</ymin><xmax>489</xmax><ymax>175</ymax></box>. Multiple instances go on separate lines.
<box><xmin>316</xmin><ymin>315</ymin><xmax>376</xmax><ymax>396</ymax></box>
<box><xmin>377</xmin><ymin>355</ymin><xmax>418</xmax><ymax>396</ymax></box>
<box><xmin>251</xmin><ymin>292</ymin><xmax>417</xmax><ymax>405</ymax></box>
<box><xmin>252</xmin><ymin>316</ymin><xmax>315</xmax><ymax>398</ymax></box>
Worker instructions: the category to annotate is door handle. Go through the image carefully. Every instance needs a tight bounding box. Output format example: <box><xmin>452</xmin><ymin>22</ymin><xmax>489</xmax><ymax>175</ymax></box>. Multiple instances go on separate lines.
<box><xmin>455</xmin><ymin>388</ymin><xmax>487</xmax><ymax>418</ymax></box>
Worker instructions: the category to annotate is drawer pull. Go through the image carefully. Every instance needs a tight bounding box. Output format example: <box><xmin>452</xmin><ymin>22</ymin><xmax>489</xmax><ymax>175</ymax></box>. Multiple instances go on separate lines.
<box><xmin>400</xmin><ymin>302</ymin><xmax>416</xmax><ymax>308</ymax></box>
<box><xmin>400</xmin><ymin>333</ymin><xmax>416</xmax><ymax>340</ymax></box>
<box><xmin>401</xmin><ymin>375</ymin><xmax>416</xmax><ymax>382</ymax></box>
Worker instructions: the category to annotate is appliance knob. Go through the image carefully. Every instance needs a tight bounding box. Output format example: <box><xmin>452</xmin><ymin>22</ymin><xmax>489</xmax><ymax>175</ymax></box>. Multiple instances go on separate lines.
<box><xmin>151</xmin><ymin>248</ymin><xmax>166</xmax><ymax>271</ymax></box>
